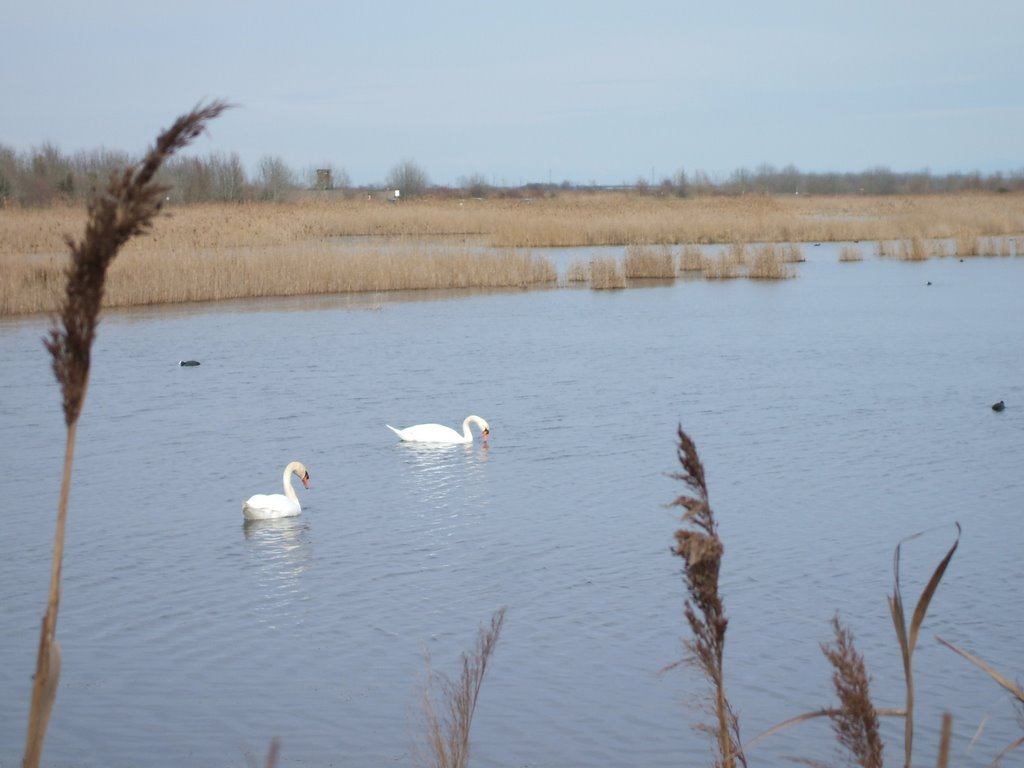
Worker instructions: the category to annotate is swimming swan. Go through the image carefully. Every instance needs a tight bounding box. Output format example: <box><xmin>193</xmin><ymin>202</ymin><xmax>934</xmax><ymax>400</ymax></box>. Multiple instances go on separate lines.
<box><xmin>386</xmin><ymin>415</ymin><xmax>490</xmax><ymax>444</ymax></box>
<box><xmin>243</xmin><ymin>461</ymin><xmax>311</xmax><ymax>520</ymax></box>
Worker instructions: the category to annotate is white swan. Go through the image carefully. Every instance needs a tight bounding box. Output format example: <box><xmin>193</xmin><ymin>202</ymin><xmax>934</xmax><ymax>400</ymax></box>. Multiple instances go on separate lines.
<box><xmin>386</xmin><ymin>415</ymin><xmax>490</xmax><ymax>444</ymax></box>
<box><xmin>242</xmin><ymin>461</ymin><xmax>311</xmax><ymax>521</ymax></box>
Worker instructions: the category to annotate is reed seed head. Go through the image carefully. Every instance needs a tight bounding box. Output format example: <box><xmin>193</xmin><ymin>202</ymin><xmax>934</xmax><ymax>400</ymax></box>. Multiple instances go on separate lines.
<box><xmin>44</xmin><ymin>101</ymin><xmax>229</xmax><ymax>424</ymax></box>
<box><xmin>821</xmin><ymin>615</ymin><xmax>883</xmax><ymax>768</ymax></box>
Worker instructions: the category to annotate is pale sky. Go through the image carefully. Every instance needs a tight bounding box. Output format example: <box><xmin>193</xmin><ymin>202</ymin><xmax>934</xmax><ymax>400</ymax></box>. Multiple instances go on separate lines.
<box><xmin>3</xmin><ymin>0</ymin><xmax>1022</xmax><ymax>186</ymax></box>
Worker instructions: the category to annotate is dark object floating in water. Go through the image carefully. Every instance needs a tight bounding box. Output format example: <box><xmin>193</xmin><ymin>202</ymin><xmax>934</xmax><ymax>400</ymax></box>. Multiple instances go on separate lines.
<box><xmin>927</xmin><ymin>281</ymin><xmax>932</xmax><ymax>285</ymax></box>
<box><xmin>179</xmin><ymin>360</ymin><xmax>201</xmax><ymax>367</ymax></box>
<box><xmin>992</xmin><ymin>400</ymin><xmax>1005</xmax><ymax>412</ymax></box>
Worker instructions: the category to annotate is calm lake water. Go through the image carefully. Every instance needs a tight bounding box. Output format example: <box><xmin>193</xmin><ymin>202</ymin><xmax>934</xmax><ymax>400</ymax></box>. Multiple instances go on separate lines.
<box><xmin>1</xmin><ymin>245</ymin><xmax>1022</xmax><ymax>768</ymax></box>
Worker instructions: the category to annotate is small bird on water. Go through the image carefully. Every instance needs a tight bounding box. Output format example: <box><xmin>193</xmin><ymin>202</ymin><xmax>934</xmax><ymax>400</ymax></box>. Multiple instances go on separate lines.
<box><xmin>179</xmin><ymin>360</ymin><xmax>201</xmax><ymax>367</ymax></box>
<box><xmin>992</xmin><ymin>400</ymin><xmax>1005</xmax><ymax>412</ymax></box>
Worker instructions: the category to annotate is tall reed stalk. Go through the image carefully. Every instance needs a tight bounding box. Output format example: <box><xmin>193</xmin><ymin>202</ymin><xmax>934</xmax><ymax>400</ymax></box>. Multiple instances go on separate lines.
<box><xmin>668</xmin><ymin>426</ymin><xmax>746</xmax><ymax>768</ymax></box>
<box><xmin>23</xmin><ymin>101</ymin><xmax>228</xmax><ymax>768</ymax></box>
<box><xmin>422</xmin><ymin>608</ymin><xmax>506</xmax><ymax>768</ymax></box>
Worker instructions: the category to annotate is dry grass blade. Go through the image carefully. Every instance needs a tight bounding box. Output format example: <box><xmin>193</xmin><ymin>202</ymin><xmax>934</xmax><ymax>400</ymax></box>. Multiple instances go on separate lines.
<box><xmin>936</xmin><ymin>636</ymin><xmax>1024</xmax><ymax>764</ymax></box>
<box><xmin>935</xmin><ymin>637</ymin><xmax>1024</xmax><ymax>703</ymax></box>
<box><xmin>23</xmin><ymin>101</ymin><xmax>229</xmax><ymax>768</ymax></box>
<box><xmin>422</xmin><ymin>607</ymin><xmax>506</xmax><ymax>768</ymax></box>
<box><xmin>937</xmin><ymin>712</ymin><xmax>953</xmax><ymax>768</ymax></box>
<box><xmin>739</xmin><ymin>707</ymin><xmax>905</xmax><ymax>755</ymax></box>
<box><xmin>888</xmin><ymin>522</ymin><xmax>961</xmax><ymax>768</ymax></box>
<box><xmin>668</xmin><ymin>425</ymin><xmax>746</xmax><ymax>768</ymax></box>
<box><xmin>820</xmin><ymin>615</ymin><xmax>883</xmax><ymax>768</ymax></box>
<box><xmin>991</xmin><ymin>735</ymin><xmax>1024</xmax><ymax>766</ymax></box>
<box><xmin>261</xmin><ymin>737</ymin><xmax>281</xmax><ymax>768</ymax></box>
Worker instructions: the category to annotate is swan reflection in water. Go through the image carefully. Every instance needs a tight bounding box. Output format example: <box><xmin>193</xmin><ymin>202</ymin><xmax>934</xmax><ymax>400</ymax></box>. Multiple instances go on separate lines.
<box><xmin>397</xmin><ymin>439</ymin><xmax>490</xmax><ymax>510</ymax></box>
<box><xmin>242</xmin><ymin>515</ymin><xmax>314</xmax><ymax>589</ymax></box>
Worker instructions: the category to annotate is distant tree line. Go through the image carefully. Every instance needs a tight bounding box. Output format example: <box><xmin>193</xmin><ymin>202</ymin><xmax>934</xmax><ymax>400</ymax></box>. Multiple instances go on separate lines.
<box><xmin>0</xmin><ymin>143</ymin><xmax>355</xmax><ymax>206</ymax></box>
<box><xmin>2</xmin><ymin>142</ymin><xmax>1022</xmax><ymax>207</ymax></box>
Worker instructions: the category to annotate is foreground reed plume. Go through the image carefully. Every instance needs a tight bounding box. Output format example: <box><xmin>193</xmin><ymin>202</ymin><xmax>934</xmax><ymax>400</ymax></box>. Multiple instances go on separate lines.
<box><xmin>667</xmin><ymin>426</ymin><xmax>746</xmax><ymax>768</ymax></box>
<box><xmin>821</xmin><ymin>615</ymin><xmax>884</xmax><ymax>768</ymax></box>
<box><xmin>422</xmin><ymin>608</ymin><xmax>506</xmax><ymax>768</ymax></box>
<box><xmin>23</xmin><ymin>101</ymin><xmax>229</xmax><ymax>768</ymax></box>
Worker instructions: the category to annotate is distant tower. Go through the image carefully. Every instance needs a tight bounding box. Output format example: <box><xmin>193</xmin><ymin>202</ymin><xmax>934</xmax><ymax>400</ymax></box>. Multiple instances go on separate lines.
<box><xmin>315</xmin><ymin>169</ymin><xmax>333</xmax><ymax>190</ymax></box>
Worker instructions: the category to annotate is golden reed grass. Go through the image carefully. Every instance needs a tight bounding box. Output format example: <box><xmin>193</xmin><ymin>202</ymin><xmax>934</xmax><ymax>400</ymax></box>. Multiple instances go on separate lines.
<box><xmin>623</xmin><ymin>244</ymin><xmax>676</xmax><ymax>278</ymax></box>
<box><xmin>747</xmin><ymin>244</ymin><xmax>795</xmax><ymax>279</ymax></box>
<box><xmin>589</xmin><ymin>255</ymin><xmax>626</xmax><ymax>289</ymax></box>
<box><xmin>679</xmin><ymin>244</ymin><xmax>705</xmax><ymax>271</ymax></box>
<box><xmin>24</xmin><ymin>101</ymin><xmax>229</xmax><ymax>768</ymax></box>
<box><xmin>2</xmin><ymin>195</ymin><xmax>1024</xmax><ymax>315</ymax></box>
<box><xmin>3</xmin><ymin>192</ymin><xmax>1023</xmax><ymax>314</ymax></box>
<box><xmin>3</xmin><ymin>243</ymin><xmax>557</xmax><ymax>314</ymax></box>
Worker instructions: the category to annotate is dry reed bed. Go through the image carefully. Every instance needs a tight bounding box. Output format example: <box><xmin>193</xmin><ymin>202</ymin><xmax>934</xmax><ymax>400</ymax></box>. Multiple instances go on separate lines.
<box><xmin>701</xmin><ymin>242</ymin><xmax>797</xmax><ymax>280</ymax></box>
<box><xmin>5</xmin><ymin>193</ymin><xmax>1024</xmax><ymax>257</ymax></box>
<box><xmin>588</xmin><ymin>255</ymin><xmax>626</xmax><ymax>289</ymax></box>
<box><xmin>623</xmin><ymin>244</ymin><xmax>676</xmax><ymax>278</ymax></box>
<box><xmin>4</xmin><ymin>192</ymin><xmax>1024</xmax><ymax>313</ymax></box>
<box><xmin>2</xmin><ymin>244</ymin><xmax>557</xmax><ymax>315</ymax></box>
<box><xmin>874</xmin><ymin>235</ymin><xmax>1024</xmax><ymax>260</ymax></box>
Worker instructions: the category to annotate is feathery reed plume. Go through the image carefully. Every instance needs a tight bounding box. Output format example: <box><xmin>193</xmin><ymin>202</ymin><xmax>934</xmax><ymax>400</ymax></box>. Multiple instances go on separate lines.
<box><xmin>668</xmin><ymin>425</ymin><xmax>746</xmax><ymax>768</ymax></box>
<box><xmin>935</xmin><ymin>636</ymin><xmax>1024</xmax><ymax>762</ymax></box>
<box><xmin>422</xmin><ymin>608</ymin><xmax>506</xmax><ymax>768</ymax></box>
<box><xmin>820</xmin><ymin>615</ymin><xmax>884</xmax><ymax>768</ymax></box>
<box><xmin>888</xmin><ymin>523</ymin><xmax>960</xmax><ymax>768</ymax></box>
<box><xmin>23</xmin><ymin>101</ymin><xmax>229</xmax><ymax>768</ymax></box>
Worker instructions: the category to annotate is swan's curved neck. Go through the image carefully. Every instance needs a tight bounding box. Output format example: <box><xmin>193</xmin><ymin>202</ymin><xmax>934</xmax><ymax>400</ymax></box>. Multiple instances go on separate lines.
<box><xmin>462</xmin><ymin>415</ymin><xmax>486</xmax><ymax>440</ymax></box>
<box><xmin>282</xmin><ymin>465</ymin><xmax>299</xmax><ymax>504</ymax></box>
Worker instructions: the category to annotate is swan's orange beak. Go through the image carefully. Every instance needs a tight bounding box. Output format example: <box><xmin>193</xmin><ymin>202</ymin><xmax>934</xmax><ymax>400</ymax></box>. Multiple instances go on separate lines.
<box><xmin>302</xmin><ymin>472</ymin><xmax>310</xmax><ymax>489</ymax></box>
<box><xmin>482</xmin><ymin>428</ymin><xmax>489</xmax><ymax>441</ymax></box>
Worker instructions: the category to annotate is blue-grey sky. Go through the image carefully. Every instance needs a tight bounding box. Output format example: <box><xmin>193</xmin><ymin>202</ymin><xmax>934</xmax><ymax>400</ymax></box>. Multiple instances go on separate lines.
<box><xmin>3</xmin><ymin>0</ymin><xmax>1022</xmax><ymax>186</ymax></box>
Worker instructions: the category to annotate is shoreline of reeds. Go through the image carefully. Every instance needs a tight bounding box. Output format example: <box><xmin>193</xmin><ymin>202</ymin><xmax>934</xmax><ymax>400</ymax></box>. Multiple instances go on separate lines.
<box><xmin>3</xmin><ymin>192</ymin><xmax>1023</xmax><ymax>316</ymax></box>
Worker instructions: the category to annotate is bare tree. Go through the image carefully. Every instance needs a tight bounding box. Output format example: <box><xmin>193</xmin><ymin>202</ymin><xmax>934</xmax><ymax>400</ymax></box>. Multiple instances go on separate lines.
<box><xmin>210</xmin><ymin>152</ymin><xmax>247</xmax><ymax>201</ymax></box>
<box><xmin>386</xmin><ymin>159</ymin><xmax>429</xmax><ymax>197</ymax></box>
<box><xmin>257</xmin><ymin>155</ymin><xmax>295</xmax><ymax>201</ymax></box>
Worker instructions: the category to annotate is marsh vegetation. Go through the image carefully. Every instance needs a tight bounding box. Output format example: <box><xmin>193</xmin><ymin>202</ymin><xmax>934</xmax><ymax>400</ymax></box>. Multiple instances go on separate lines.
<box><xmin>3</xmin><ymin>192</ymin><xmax>1023</xmax><ymax>314</ymax></box>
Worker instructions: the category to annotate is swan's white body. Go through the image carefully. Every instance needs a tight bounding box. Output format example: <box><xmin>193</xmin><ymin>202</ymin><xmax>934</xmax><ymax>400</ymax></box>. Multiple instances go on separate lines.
<box><xmin>386</xmin><ymin>415</ymin><xmax>490</xmax><ymax>444</ymax></box>
<box><xmin>243</xmin><ymin>461</ymin><xmax>311</xmax><ymax>521</ymax></box>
